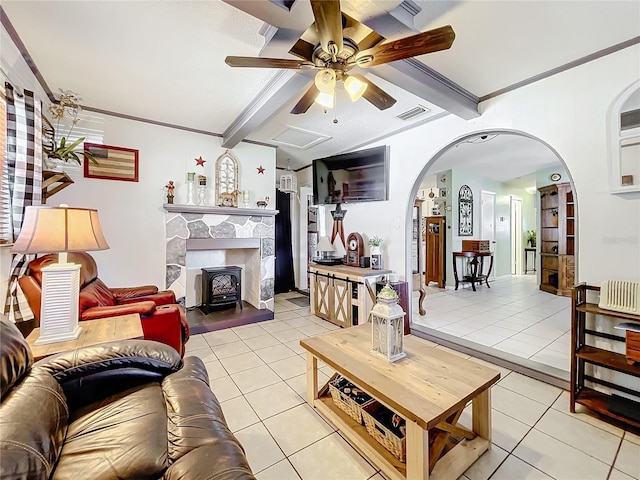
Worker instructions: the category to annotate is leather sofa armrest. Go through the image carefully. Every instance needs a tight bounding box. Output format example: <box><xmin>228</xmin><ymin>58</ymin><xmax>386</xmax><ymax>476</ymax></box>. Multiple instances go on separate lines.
<box><xmin>163</xmin><ymin>445</ymin><xmax>256</xmax><ymax>480</ymax></box>
<box><xmin>34</xmin><ymin>340</ymin><xmax>182</xmax><ymax>409</ymax></box>
<box><xmin>81</xmin><ymin>301</ymin><xmax>157</xmax><ymax>320</ymax></box>
<box><xmin>117</xmin><ymin>290</ymin><xmax>176</xmax><ymax>306</ymax></box>
<box><xmin>110</xmin><ymin>285</ymin><xmax>158</xmax><ymax>300</ymax></box>
<box><xmin>161</xmin><ymin>358</ymin><xmax>254</xmax><ymax>478</ymax></box>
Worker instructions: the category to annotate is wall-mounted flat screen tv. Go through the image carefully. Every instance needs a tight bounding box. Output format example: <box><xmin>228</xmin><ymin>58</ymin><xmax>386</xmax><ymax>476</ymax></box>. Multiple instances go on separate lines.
<box><xmin>312</xmin><ymin>145</ymin><xmax>389</xmax><ymax>205</ymax></box>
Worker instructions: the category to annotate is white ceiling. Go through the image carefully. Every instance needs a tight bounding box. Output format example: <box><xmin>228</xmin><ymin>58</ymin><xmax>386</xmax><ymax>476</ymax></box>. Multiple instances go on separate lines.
<box><xmin>3</xmin><ymin>0</ymin><xmax>639</xmax><ymax>177</ymax></box>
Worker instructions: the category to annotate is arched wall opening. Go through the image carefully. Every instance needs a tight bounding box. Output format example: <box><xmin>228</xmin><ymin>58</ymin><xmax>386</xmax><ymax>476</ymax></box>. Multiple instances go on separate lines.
<box><xmin>403</xmin><ymin>128</ymin><xmax>578</xmax><ymax>379</ymax></box>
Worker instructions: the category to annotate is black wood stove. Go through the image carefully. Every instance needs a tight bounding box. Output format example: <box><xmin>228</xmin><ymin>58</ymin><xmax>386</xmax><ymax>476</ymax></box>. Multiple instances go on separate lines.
<box><xmin>200</xmin><ymin>266</ymin><xmax>242</xmax><ymax>314</ymax></box>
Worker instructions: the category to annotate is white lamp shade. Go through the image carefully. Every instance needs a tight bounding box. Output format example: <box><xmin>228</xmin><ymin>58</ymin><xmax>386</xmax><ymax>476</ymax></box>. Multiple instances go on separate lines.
<box><xmin>315</xmin><ymin>91</ymin><xmax>335</xmax><ymax>109</ymax></box>
<box><xmin>344</xmin><ymin>75</ymin><xmax>368</xmax><ymax>102</ymax></box>
<box><xmin>333</xmin><ymin>237</ymin><xmax>346</xmax><ymax>257</ymax></box>
<box><xmin>316</xmin><ymin>236</ymin><xmax>335</xmax><ymax>253</ymax></box>
<box><xmin>314</xmin><ymin>69</ymin><xmax>336</xmax><ymax>93</ymax></box>
<box><xmin>13</xmin><ymin>205</ymin><xmax>109</xmax><ymax>254</ymax></box>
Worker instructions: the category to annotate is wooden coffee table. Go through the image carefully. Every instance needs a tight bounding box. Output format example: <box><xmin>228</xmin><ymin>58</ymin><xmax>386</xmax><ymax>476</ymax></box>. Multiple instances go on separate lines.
<box><xmin>300</xmin><ymin>324</ymin><xmax>500</xmax><ymax>480</ymax></box>
<box><xmin>26</xmin><ymin>314</ymin><xmax>143</xmax><ymax>360</ymax></box>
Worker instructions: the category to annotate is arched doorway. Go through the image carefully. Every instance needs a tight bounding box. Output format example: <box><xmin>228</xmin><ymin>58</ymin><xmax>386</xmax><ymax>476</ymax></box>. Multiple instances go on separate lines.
<box><xmin>405</xmin><ymin>129</ymin><xmax>578</xmax><ymax>382</ymax></box>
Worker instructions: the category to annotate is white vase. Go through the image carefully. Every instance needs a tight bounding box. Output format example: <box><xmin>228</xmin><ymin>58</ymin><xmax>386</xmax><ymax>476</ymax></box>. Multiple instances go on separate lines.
<box><xmin>371</xmin><ymin>246</ymin><xmax>381</xmax><ymax>256</ymax></box>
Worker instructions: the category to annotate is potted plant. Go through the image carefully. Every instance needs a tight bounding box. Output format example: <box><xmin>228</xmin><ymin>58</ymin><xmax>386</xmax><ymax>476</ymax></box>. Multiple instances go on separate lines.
<box><xmin>44</xmin><ymin>89</ymin><xmax>97</xmax><ymax>167</ymax></box>
<box><xmin>527</xmin><ymin>230</ymin><xmax>536</xmax><ymax>247</ymax></box>
<box><xmin>369</xmin><ymin>236</ymin><xmax>383</xmax><ymax>255</ymax></box>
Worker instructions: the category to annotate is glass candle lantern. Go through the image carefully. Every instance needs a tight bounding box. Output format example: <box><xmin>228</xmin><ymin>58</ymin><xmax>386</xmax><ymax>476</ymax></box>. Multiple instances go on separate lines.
<box><xmin>370</xmin><ymin>284</ymin><xmax>406</xmax><ymax>362</ymax></box>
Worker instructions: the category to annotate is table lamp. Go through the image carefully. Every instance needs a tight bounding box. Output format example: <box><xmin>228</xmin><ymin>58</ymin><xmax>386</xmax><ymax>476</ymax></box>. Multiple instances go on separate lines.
<box><xmin>12</xmin><ymin>204</ymin><xmax>109</xmax><ymax>344</ymax></box>
<box><xmin>316</xmin><ymin>236</ymin><xmax>335</xmax><ymax>261</ymax></box>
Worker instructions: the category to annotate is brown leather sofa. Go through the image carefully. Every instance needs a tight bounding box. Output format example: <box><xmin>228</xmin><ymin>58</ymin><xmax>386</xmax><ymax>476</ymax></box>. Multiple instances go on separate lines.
<box><xmin>19</xmin><ymin>252</ymin><xmax>189</xmax><ymax>356</ymax></box>
<box><xmin>0</xmin><ymin>318</ymin><xmax>255</xmax><ymax>480</ymax></box>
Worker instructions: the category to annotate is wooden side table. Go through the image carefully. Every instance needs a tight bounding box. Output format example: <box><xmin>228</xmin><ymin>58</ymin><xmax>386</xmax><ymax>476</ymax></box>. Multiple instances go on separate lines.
<box><xmin>26</xmin><ymin>314</ymin><xmax>142</xmax><ymax>360</ymax></box>
<box><xmin>524</xmin><ymin>247</ymin><xmax>536</xmax><ymax>274</ymax></box>
<box><xmin>452</xmin><ymin>251</ymin><xmax>494</xmax><ymax>291</ymax></box>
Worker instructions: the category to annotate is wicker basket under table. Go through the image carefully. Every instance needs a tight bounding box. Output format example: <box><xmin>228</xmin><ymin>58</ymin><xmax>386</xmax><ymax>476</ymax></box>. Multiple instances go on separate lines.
<box><xmin>362</xmin><ymin>401</ymin><xmax>406</xmax><ymax>462</ymax></box>
<box><xmin>328</xmin><ymin>378</ymin><xmax>373</xmax><ymax>425</ymax></box>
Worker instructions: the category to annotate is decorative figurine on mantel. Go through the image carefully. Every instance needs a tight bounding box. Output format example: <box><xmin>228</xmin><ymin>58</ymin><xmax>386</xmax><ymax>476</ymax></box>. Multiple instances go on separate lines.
<box><xmin>165</xmin><ymin>181</ymin><xmax>175</xmax><ymax>204</ymax></box>
<box><xmin>256</xmin><ymin>196</ymin><xmax>270</xmax><ymax>209</ymax></box>
<box><xmin>219</xmin><ymin>189</ymin><xmax>242</xmax><ymax>207</ymax></box>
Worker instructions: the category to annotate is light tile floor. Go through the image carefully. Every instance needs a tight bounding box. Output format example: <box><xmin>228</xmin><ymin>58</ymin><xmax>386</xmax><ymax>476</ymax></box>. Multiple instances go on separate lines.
<box><xmin>412</xmin><ymin>275</ymin><xmax>572</xmax><ymax>372</ymax></box>
<box><xmin>185</xmin><ymin>292</ymin><xmax>639</xmax><ymax>480</ymax></box>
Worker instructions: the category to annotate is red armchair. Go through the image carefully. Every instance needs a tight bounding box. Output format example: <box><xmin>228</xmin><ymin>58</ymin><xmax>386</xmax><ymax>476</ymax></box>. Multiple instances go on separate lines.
<box><xmin>19</xmin><ymin>252</ymin><xmax>189</xmax><ymax>356</ymax></box>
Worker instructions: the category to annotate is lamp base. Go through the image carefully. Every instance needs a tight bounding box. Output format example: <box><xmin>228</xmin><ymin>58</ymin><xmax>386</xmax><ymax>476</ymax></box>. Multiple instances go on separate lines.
<box><xmin>38</xmin><ymin>262</ymin><xmax>82</xmax><ymax>346</ymax></box>
<box><xmin>35</xmin><ymin>325</ymin><xmax>83</xmax><ymax>345</ymax></box>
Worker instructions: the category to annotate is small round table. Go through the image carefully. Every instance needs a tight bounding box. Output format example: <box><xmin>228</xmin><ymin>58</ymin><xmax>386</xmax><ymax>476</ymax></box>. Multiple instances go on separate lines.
<box><xmin>452</xmin><ymin>251</ymin><xmax>494</xmax><ymax>291</ymax></box>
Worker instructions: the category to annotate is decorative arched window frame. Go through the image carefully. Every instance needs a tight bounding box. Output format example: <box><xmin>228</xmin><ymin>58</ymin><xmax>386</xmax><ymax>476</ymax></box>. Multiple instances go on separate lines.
<box><xmin>607</xmin><ymin>80</ymin><xmax>640</xmax><ymax>194</ymax></box>
<box><xmin>458</xmin><ymin>185</ymin><xmax>473</xmax><ymax>236</ymax></box>
<box><xmin>215</xmin><ymin>150</ymin><xmax>239</xmax><ymax>206</ymax></box>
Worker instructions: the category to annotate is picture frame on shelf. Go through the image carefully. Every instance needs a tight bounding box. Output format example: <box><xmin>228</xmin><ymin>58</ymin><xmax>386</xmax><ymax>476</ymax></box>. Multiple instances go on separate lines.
<box><xmin>83</xmin><ymin>143</ymin><xmax>139</xmax><ymax>182</ymax></box>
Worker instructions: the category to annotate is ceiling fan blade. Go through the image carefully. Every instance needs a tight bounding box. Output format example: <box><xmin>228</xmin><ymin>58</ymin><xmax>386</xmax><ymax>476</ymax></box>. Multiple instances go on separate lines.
<box><xmin>289</xmin><ymin>39</ymin><xmax>316</xmax><ymax>62</ymax></box>
<box><xmin>357</xmin><ymin>25</ymin><xmax>455</xmax><ymax>68</ymax></box>
<box><xmin>291</xmin><ymin>84</ymin><xmax>320</xmax><ymax>115</ymax></box>
<box><xmin>225</xmin><ymin>56</ymin><xmax>313</xmax><ymax>69</ymax></box>
<box><xmin>310</xmin><ymin>0</ymin><xmax>343</xmax><ymax>55</ymax></box>
<box><xmin>351</xmin><ymin>74</ymin><xmax>397</xmax><ymax>110</ymax></box>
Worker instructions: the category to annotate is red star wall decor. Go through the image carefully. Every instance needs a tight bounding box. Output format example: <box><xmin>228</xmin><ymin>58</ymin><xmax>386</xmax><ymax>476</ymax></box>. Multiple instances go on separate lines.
<box><xmin>257</xmin><ymin>165</ymin><xmax>265</xmax><ymax>174</ymax></box>
<box><xmin>195</xmin><ymin>156</ymin><xmax>206</xmax><ymax>167</ymax></box>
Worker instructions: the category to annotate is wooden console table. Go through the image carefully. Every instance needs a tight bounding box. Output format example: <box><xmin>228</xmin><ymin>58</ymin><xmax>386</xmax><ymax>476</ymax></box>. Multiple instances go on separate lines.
<box><xmin>308</xmin><ymin>264</ymin><xmax>390</xmax><ymax>328</ymax></box>
<box><xmin>301</xmin><ymin>324</ymin><xmax>500</xmax><ymax>480</ymax></box>
<box><xmin>452</xmin><ymin>251</ymin><xmax>494</xmax><ymax>291</ymax></box>
<box><xmin>26</xmin><ymin>314</ymin><xmax>142</xmax><ymax>360</ymax></box>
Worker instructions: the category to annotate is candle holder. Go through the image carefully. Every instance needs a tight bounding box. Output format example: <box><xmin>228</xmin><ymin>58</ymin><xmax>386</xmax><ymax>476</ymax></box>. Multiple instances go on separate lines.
<box><xmin>186</xmin><ymin>172</ymin><xmax>196</xmax><ymax>205</ymax></box>
<box><xmin>198</xmin><ymin>175</ymin><xmax>207</xmax><ymax>206</ymax></box>
<box><xmin>242</xmin><ymin>190</ymin><xmax>251</xmax><ymax>208</ymax></box>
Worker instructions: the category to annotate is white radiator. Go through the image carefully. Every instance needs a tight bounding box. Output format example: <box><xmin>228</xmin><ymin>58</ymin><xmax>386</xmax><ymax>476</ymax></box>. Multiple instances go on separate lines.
<box><xmin>598</xmin><ymin>280</ymin><xmax>640</xmax><ymax>316</ymax></box>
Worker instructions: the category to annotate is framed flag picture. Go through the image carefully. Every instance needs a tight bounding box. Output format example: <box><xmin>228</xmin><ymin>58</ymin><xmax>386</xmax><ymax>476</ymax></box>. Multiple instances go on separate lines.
<box><xmin>84</xmin><ymin>143</ymin><xmax>139</xmax><ymax>182</ymax></box>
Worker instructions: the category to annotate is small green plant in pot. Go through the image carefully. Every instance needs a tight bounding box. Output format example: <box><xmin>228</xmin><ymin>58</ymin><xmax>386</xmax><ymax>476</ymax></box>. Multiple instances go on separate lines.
<box><xmin>369</xmin><ymin>236</ymin><xmax>383</xmax><ymax>254</ymax></box>
<box><xmin>527</xmin><ymin>230</ymin><xmax>536</xmax><ymax>247</ymax></box>
<box><xmin>45</xmin><ymin>89</ymin><xmax>97</xmax><ymax>165</ymax></box>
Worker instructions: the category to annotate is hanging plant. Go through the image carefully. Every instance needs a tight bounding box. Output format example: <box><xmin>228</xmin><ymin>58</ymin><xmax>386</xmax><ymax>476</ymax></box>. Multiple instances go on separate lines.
<box><xmin>45</xmin><ymin>89</ymin><xmax>97</xmax><ymax>165</ymax></box>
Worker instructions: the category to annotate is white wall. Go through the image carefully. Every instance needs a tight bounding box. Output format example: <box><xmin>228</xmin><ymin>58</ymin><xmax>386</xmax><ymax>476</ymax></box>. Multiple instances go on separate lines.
<box><xmin>47</xmin><ymin>117</ymin><xmax>276</xmax><ymax>289</ymax></box>
<box><xmin>312</xmin><ymin>45</ymin><xmax>640</xmax><ymax>292</ymax></box>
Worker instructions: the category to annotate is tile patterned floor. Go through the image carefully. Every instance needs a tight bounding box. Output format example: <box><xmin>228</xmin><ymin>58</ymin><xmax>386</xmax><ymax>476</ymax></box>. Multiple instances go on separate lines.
<box><xmin>412</xmin><ymin>275</ymin><xmax>572</xmax><ymax>372</ymax></box>
<box><xmin>185</xmin><ymin>292</ymin><xmax>639</xmax><ymax>480</ymax></box>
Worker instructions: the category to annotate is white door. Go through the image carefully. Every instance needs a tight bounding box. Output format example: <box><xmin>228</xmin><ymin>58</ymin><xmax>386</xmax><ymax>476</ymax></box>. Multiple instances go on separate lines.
<box><xmin>481</xmin><ymin>191</ymin><xmax>496</xmax><ymax>278</ymax></box>
<box><xmin>510</xmin><ymin>197</ymin><xmax>523</xmax><ymax>275</ymax></box>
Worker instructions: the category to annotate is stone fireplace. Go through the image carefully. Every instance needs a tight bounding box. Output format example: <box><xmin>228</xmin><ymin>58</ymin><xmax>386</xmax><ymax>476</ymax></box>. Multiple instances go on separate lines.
<box><xmin>164</xmin><ymin>205</ymin><xmax>278</xmax><ymax>311</ymax></box>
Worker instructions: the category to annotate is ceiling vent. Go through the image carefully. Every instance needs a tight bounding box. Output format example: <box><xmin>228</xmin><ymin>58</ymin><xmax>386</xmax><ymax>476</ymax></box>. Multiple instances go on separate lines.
<box><xmin>396</xmin><ymin>105</ymin><xmax>431</xmax><ymax>121</ymax></box>
<box><xmin>272</xmin><ymin>126</ymin><xmax>331</xmax><ymax>150</ymax></box>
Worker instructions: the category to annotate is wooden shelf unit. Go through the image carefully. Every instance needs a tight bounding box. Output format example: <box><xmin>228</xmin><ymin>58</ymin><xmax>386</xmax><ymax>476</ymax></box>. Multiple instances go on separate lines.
<box><xmin>538</xmin><ymin>183</ymin><xmax>574</xmax><ymax>296</ymax></box>
<box><xmin>42</xmin><ymin>170</ymin><xmax>74</xmax><ymax>204</ymax></box>
<box><xmin>571</xmin><ymin>283</ymin><xmax>640</xmax><ymax>429</ymax></box>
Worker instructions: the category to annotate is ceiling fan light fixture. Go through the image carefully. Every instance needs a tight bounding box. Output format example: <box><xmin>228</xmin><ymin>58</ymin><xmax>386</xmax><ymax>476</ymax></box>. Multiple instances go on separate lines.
<box><xmin>315</xmin><ymin>91</ymin><xmax>335</xmax><ymax>109</ymax></box>
<box><xmin>344</xmin><ymin>75</ymin><xmax>368</xmax><ymax>102</ymax></box>
<box><xmin>314</xmin><ymin>68</ymin><xmax>337</xmax><ymax>93</ymax></box>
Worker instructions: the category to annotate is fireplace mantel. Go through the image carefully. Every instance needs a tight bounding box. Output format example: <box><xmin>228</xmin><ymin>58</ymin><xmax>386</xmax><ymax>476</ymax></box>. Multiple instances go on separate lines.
<box><xmin>164</xmin><ymin>204</ymin><xmax>278</xmax><ymax>216</ymax></box>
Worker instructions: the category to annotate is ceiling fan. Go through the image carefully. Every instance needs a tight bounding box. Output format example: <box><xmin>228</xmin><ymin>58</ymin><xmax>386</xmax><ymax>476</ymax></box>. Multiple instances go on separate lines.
<box><xmin>225</xmin><ymin>0</ymin><xmax>455</xmax><ymax>115</ymax></box>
